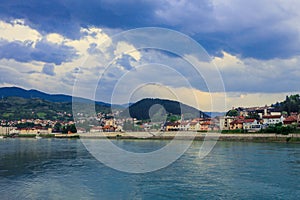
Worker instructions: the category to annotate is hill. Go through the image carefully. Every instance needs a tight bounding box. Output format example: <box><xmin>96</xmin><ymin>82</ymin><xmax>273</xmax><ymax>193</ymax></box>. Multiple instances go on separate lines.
<box><xmin>120</xmin><ymin>98</ymin><xmax>209</xmax><ymax>120</ymax></box>
<box><xmin>272</xmin><ymin>94</ymin><xmax>300</xmax><ymax>115</ymax></box>
<box><xmin>0</xmin><ymin>96</ymin><xmax>111</xmax><ymax>121</ymax></box>
<box><xmin>0</xmin><ymin>86</ymin><xmax>110</xmax><ymax>106</ymax></box>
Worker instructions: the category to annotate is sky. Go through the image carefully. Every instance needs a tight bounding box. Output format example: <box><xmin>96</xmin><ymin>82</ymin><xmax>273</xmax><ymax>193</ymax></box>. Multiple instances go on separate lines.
<box><xmin>0</xmin><ymin>0</ymin><xmax>300</xmax><ymax>112</ymax></box>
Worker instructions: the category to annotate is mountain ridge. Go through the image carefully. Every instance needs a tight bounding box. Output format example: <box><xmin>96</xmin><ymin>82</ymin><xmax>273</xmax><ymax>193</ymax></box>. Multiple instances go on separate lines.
<box><xmin>0</xmin><ymin>86</ymin><xmax>110</xmax><ymax>106</ymax></box>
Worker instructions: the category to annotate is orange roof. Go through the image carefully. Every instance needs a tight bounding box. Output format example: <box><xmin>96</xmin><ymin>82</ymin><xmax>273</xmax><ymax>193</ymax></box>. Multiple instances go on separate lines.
<box><xmin>284</xmin><ymin>116</ymin><xmax>297</xmax><ymax>122</ymax></box>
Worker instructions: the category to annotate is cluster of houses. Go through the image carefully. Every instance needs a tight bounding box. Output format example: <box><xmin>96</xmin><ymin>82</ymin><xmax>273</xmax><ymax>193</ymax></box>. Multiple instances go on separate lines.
<box><xmin>163</xmin><ymin>118</ymin><xmax>218</xmax><ymax>132</ymax></box>
<box><xmin>0</xmin><ymin>118</ymin><xmax>74</xmax><ymax>135</ymax></box>
<box><xmin>1</xmin><ymin>105</ymin><xmax>300</xmax><ymax>135</ymax></box>
<box><xmin>161</xmin><ymin>106</ymin><xmax>299</xmax><ymax>132</ymax></box>
<box><xmin>218</xmin><ymin>106</ymin><xmax>299</xmax><ymax>132</ymax></box>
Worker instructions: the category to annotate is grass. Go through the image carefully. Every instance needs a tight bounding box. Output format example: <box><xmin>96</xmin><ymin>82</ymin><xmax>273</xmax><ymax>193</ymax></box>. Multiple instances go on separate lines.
<box><xmin>37</xmin><ymin>112</ymin><xmax>47</xmax><ymax>119</ymax></box>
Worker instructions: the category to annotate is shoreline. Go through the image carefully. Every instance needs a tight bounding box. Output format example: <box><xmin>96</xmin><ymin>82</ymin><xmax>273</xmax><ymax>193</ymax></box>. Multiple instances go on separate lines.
<box><xmin>77</xmin><ymin>132</ymin><xmax>300</xmax><ymax>143</ymax></box>
<box><xmin>4</xmin><ymin>132</ymin><xmax>300</xmax><ymax>143</ymax></box>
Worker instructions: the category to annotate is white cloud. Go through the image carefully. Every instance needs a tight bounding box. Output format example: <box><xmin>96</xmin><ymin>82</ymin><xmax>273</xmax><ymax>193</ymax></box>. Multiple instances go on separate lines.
<box><xmin>114</xmin><ymin>41</ymin><xmax>141</xmax><ymax>61</ymax></box>
<box><xmin>0</xmin><ymin>19</ymin><xmax>41</xmax><ymax>45</ymax></box>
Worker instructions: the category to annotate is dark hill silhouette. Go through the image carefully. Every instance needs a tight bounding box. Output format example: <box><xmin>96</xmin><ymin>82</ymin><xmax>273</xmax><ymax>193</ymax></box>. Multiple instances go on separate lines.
<box><xmin>120</xmin><ymin>98</ymin><xmax>209</xmax><ymax>120</ymax></box>
<box><xmin>0</xmin><ymin>86</ymin><xmax>110</xmax><ymax>106</ymax></box>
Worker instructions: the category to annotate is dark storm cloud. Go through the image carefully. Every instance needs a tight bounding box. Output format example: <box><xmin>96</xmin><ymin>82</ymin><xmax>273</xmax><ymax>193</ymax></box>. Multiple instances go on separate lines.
<box><xmin>0</xmin><ymin>39</ymin><xmax>78</xmax><ymax>65</ymax></box>
<box><xmin>0</xmin><ymin>0</ymin><xmax>299</xmax><ymax>59</ymax></box>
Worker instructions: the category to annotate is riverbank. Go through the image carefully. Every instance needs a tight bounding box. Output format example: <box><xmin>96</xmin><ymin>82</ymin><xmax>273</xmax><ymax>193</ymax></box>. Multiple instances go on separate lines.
<box><xmin>77</xmin><ymin>132</ymin><xmax>300</xmax><ymax>143</ymax></box>
<box><xmin>5</xmin><ymin>132</ymin><xmax>299</xmax><ymax>143</ymax></box>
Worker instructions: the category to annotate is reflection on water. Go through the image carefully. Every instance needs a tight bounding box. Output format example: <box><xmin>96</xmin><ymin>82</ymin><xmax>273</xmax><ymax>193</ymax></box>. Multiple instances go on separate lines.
<box><xmin>0</xmin><ymin>138</ymin><xmax>300</xmax><ymax>199</ymax></box>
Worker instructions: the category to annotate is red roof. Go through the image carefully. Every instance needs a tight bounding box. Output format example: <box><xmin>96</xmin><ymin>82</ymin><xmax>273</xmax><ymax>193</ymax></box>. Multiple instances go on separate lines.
<box><xmin>201</xmin><ymin>121</ymin><xmax>212</xmax><ymax>125</ymax></box>
<box><xmin>243</xmin><ymin>119</ymin><xmax>255</xmax><ymax>123</ymax></box>
<box><xmin>263</xmin><ymin>115</ymin><xmax>282</xmax><ymax>119</ymax></box>
<box><xmin>283</xmin><ymin>116</ymin><xmax>297</xmax><ymax>122</ymax></box>
<box><xmin>230</xmin><ymin>119</ymin><xmax>244</xmax><ymax>125</ymax></box>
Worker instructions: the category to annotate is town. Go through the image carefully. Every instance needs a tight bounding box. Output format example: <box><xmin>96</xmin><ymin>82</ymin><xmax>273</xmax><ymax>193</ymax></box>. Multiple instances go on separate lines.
<box><xmin>1</xmin><ymin>104</ymin><xmax>299</xmax><ymax>137</ymax></box>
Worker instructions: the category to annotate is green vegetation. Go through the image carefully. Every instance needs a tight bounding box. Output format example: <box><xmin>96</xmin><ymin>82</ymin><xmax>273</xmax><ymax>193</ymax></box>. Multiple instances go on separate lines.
<box><xmin>262</xmin><ymin>123</ymin><xmax>297</xmax><ymax>135</ymax></box>
<box><xmin>221</xmin><ymin>129</ymin><xmax>244</xmax><ymax>133</ymax></box>
<box><xmin>0</xmin><ymin>96</ymin><xmax>111</xmax><ymax>121</ymax></box>
<box><xmin>167</xmin><ymin>114</ymin><xmax>181</xmax><ymax>122</ymax></box>
<box><xmin>61</xmin><ymin>124</ymin><xmax>77</xmax><ymax>134</ymax></box>
<box><xmin>273</xmin><ymin>94</ymin><xmax>300</xmax><ymax>115</ymax></box>
<box><xmin>39</xmin><ymin>134</ymin><xmax>55</xmax><ymax>138</ymax></box>
<box><xmin>120</xmin><ymin>98</ymin><xmax>208</xmax><ymax>120</ymax></box>
<box><xmin>18</xmin><ymin>134</ymin><xmax>36</xmax><ymax>138</ymax></box>
<box><xmin>226</xmin><ymin>109</ymin><xmax>238</xmax><ymax>116</ymax></box>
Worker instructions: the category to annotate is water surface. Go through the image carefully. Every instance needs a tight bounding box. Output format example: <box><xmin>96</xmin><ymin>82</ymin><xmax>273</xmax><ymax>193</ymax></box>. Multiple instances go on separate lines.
<box><xmin>0</xmin><ymin>138</ymin><xmax>299</xmax><ymax>199</ymax></box>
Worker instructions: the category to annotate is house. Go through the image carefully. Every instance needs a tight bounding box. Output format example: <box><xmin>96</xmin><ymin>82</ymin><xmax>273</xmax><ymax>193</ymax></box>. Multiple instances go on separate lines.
<box><xmin>219</xmin><ymin>116</ymin><xmax>235</xmax><ymax>130</ymax></box>
<box><xmin>243</xmin><ymin>119</ymin><xmax>261</xmax><ymax>132</ymax></box>
<box><xmin>189</xmin><ymin>121</ymin><xmax>200</xmax><ymax>131</ymax></box>
<box><xmin>164</xmin><ymin>122</ymin><xmax>180</xmax><ymax>131</ymax></box>
<box><xmin>230</xmin><ymin>119</ymin><xmax>244</xmax><ymax>130</ymax></box>
<box><xmin>76</xmin><ymin>127</ymin><xmax>86</xmax><ymax>133</ymax></box>
<box><xmin>102</xmin><ymin>125</ymin><xmax>116</xmax><ymax>132</ymax></box>
<box><xmin>178</xmin><ymin>122</ymin><xmax>190</xmax><ymax>131</ymax></box>
<box><xmin>243</xmin><ymin>119</ymin><xmax>257</xmax><ymax>129</ymax></box>
<box><xmin>200</xmin><ymin>120</ymin><xmax>211</xmax><ymax>131</ymax></box>
<box><xmin>283</xmin><ymin>116</ymin><xmax>298</xmax><ymax>125</ymax></box>
<box><xmin>90</xmin><ymin>126</ymin><xmax>103</xmax><ymax>133</ymax></box>
<box><xmin>0</xmin><ymin>126</ymin><xmax>17</xmax><ymax>135</ymax></box>
<box><xmin>262</xmin><ymin>115</ymin><xmax>284</xmax><ymax>125</ymax></box>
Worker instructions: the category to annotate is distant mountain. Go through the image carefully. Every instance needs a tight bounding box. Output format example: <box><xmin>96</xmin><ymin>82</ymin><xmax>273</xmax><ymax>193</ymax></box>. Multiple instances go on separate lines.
<box><xmin>205</xmin><ymin>112</ymin><xmax>226</xmax><ymax>118</ymax></box>
<box><xmin>0</xmin><ymin>87</ymin><xmax>110</xmax><ymax>106</ymax></box>
<box><xmin>120</xmin><ymin>98</ymin><xmax>210</xmax><ymax>120</ymax></box>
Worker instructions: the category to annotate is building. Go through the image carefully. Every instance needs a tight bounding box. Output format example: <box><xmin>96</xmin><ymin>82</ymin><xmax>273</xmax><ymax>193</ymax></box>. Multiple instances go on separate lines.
<box><xmin>178</xmin><ymin>122</ymin><xmax>190</xmax><ymax>131</ymax></box>
<box><xmin>283</xmin><ymin>116</ymin><xmax>298</xmax><ymax>125</ymax></box>
<box><xmin>243</xmin><ymin>119</ymin><xmax>261</xmax><ymax>131</ymax></box>
<box><xmin>262</xmin><ymin>115</ymin><xmax>284</xmax><ymax>125</ymax></box>
<box><xmin>230</xmin><ymin>119</ymin><xmax>244</xmax><ymax>130</ymax></box>
<box><xmin>219</xmin><ymin>116</ymin><xmax>235</xmax><ymax>130</ymax></box>
<box><xmin>189</xmin><ymin>121</ymin><xmax>200</xmax><ymax>131</ymax></box>
<box><xmin>164</xmin><ymin>122</ymin><xmax>180</xmax><ymax>131</ymax></box>
<box><xmin>0</xmin><ymin>126</ymin><xmax>17</xmax><ymax>135</ymax></box>
<box><xmin>90</xmin><ymin>126</ymin><xmax>103</xmax><ymax>133</ymax></box>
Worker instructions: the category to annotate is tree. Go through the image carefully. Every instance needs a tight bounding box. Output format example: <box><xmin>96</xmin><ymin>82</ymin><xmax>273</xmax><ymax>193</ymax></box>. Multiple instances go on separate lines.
<box><xmin>53</xmin><ymin>122</ymin><xmax>62</xmax><ymax>132</ymax></box>
<box><xmin>69</xmin><ymin>124</ymin><xmax>77</xmax><ymax>133</ymax></box>
<box><xmin>226</xmin><ymin>109</ymin><xmax>238</xmax><ymax>116</ymax></box>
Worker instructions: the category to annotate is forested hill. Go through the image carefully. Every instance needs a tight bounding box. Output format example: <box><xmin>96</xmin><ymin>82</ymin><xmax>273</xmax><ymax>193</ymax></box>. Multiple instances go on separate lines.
<box><xmin>120</xmin><ymin>98</ymin><xmax>209</xmax><ymax>120</ymax></box>
<box><xmin>272</xmin><ymin>94</ymin><xmax>300</xmax><ymax>115</ymax></box>
<box><xmin>0</xmin><ymin>86</ymin><xmax>110</xmax><ymax>106</ymax></box>
<box><xmin>0</xmin><ymin>96</ymin><xmax>111</xmax><ymax>121</ymax></box>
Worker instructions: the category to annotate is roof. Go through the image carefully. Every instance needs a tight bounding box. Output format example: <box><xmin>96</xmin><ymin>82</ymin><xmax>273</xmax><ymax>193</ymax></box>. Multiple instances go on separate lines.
<box><xmin>243</xmin><ymin>119</ymin><xmax>256</xmax><ymax>123</ymax></box>
<box><xmin>230</xmin><ymin>119</ymin><xmax>244</xmax><ymax>125</ymax></box>
<box><xmin>283</xmin><ymin>116</ymin><xmax>297</xmax><ymax>122</ymax></box>
<box><xmin>263</xmin><ymin>115</ymin><xmax>282</xmax><ymax>119</ymax></box>
<box><xmin>201</xmin><ymin>121</ymin><xmax>212</xmax><ymax>125</ymax></box>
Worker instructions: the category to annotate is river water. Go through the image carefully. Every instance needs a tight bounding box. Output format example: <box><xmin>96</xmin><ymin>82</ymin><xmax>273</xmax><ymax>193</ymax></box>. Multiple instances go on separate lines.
<box><xmin>0</xmin><ymin>138</ymin><xmax>299</xmax><ymax>199</ymax></box>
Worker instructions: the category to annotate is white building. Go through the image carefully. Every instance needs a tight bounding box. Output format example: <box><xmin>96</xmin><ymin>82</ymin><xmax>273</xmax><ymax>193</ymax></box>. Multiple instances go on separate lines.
<box><xmin>262</xmin><ymin>115</ymin><xmax>284</xmax><ymax>125</ymax></box>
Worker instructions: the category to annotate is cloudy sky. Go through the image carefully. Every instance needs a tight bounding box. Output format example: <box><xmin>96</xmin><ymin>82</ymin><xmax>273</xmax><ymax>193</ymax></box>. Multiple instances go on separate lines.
<box><xmin>0</xmin><ymin>0</ymin><xmax>300</xmax><ymax>111</ymax></box>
